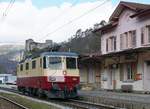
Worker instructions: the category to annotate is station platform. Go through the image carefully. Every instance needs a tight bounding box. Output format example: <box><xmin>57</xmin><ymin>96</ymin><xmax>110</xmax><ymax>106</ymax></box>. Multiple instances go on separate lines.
<box><xmin>78</xmin><ymin>90</ymin><xmax>150</xmax><ymax>109</ymax></box>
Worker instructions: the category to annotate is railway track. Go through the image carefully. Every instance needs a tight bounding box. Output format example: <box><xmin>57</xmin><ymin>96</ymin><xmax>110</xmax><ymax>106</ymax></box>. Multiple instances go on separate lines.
<box><xmin>57</xmin><ymin>99</ymin><xmax>118</xmax><ymax>109</ymax></box>
<box><xmin>0</xmin><ymin>96</ymin><xmax>29</xmax><ymax>109</ymax></box>
<box><xmin>0</xmin><ymin>86</ymin><xmax>124</xmax><ymax>109</ymax></box>
<box><xmin>68</xmin><ymin>99</ymin><xmax>118</xmax><ymax>109</ymax></box>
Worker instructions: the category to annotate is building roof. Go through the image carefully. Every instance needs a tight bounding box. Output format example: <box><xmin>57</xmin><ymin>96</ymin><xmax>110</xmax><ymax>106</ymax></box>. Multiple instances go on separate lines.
<box><xmin>109</xmin><ymin>1</ymin><xmax>150</xmax><ymax>21</ymax></box>
<box><xmin>101</xmin><ymin>46</ymin><xmax>150</xmax><ymax>58</ymax></box>
<box><xmin>93</xmin><ymin>1</ymin><xmax>150</xmax><ymax>33</ymax></box>
<box><xmin>41</xmin><ymin>52</ymin><xmax>78</xmax><ymax>57</ymax></box>
<box><xmin>93</xmin><ymin>21</ymin><xmax>118</xmax><ymax>33</ymax></box>
<box><xmin>130</xmin><ymin>8</ymin><xmax>150</xmax><ymax>18</ymax></box>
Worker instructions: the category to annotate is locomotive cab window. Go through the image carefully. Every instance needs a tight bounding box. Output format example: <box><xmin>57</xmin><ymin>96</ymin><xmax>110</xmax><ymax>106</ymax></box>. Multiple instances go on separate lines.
<box><xmin>32</xmin><ymin>60</ymin><xmax>36</xmax><ymax>69</ymax></box>
<box><xmin>49</xmin><ymin>57</ymin><xmax>62</xmax><ymax>69</ymax></box>
<box><xmin>66</xmin><ymin>58</ymin><xmax>77</xmax><ymax>69</ymax></box>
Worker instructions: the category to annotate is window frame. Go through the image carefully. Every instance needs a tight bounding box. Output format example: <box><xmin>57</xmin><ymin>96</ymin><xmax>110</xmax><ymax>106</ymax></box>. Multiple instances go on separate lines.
<box><xmin>26</xmin><ymin>62</ymin><xmax>29</xmax><ymax>70</ymax></box>
<box><xmin>48</xmin><ymin>57</ymin><xmax>62</xmax><ymax>70</ymax></box>
<box><xmin>126</xmin><ymin>64</ymin><xmax>133</xmax><ymax>80</ymax></box>
<box><xmin>141</xmin><ymin>25</ymin><xmax>150</xmax><ymax>45</ymax></box>
<box><xmin>106</xmin><ymin>36</ymin><xmax>117</xmax><ymax>52</ymax></box>
<box><xmin>32</xmin><ymin>60</ymin><xmax>36</xmax><ymax>69</ymax></box>
<box><xmin>66</xmin><ymin>57</ymin><xmax>77</xmax><ymax>69</ymax></box>
<box><xmin>20</xmin><ymin>64</ymin><xmax>23</xmax><ymax>71</ymax></box>
<box><xmin>120</xmin><ymin>30</ymin><xmax>136</xmax><ymax>50</ymax></box>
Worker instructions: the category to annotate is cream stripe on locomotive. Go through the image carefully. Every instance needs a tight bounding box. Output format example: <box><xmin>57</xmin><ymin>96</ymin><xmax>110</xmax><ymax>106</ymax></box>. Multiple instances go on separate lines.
<box><xmin>17</xmin><ymin>56</ymin><xmax>79</xmax><ymax>78</ymax></box>
<box><xmin>17</xmin><ymin>69</ymin><xmax>79</xmax><ymax>78</ymax></box>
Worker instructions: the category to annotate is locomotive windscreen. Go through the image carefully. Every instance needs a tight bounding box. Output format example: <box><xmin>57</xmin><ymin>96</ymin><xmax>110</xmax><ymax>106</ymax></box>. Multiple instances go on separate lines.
<box><xmin>48</xmin><ymin>57</ymin><xmax>62</xmax><ymax>69</ymax></box>
<box><xmin>66</xmin><ymin>58</ymin><xmax>77</xmax><ymax>69</ymax></box>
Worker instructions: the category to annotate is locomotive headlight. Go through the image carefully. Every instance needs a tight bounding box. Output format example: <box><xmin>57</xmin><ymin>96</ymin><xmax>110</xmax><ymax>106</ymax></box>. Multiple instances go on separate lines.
<box><xmin>49</xmin><ymin>76</ymin><xmax>56</xmax><ymax>82</ymax></box>
<box><xmin>63</xmin><ymin>70</ymin><xmax>67</xmax><ymax>75</ymax></box>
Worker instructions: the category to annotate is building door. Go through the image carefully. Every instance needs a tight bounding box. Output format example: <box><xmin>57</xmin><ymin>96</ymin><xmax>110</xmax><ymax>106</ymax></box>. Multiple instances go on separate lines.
<box><xmin>107</xmin><ymin>67</ymin><xmax>116</xmax><ymax>90</ymax></box>
<box><xmin>88</xmin><ymin>68</ymin><xmax>95</xmax><ymax>83</ymax></box>
<box><xmin>144</xmin><ymin>61</ymin><xmax>150</xmax><ymax>91</ymax></box>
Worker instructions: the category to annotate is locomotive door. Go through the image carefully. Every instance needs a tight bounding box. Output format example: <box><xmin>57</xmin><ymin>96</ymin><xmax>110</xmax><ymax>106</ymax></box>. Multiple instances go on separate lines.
<box><xmin>38</xmin><ymin>58</ymin><xmax>43</xmax><ymax>88</ymax></box>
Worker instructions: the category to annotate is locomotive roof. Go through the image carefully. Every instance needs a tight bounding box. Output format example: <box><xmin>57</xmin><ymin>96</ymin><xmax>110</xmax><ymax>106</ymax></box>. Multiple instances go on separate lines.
<box><xmin>41</xmin><ymin>52</ymin><xmax>78</xmax><ymax>57</ymax></box>
<box><xmin>19</xmin><ymin>52</ymin><xmax>78</xmax><ymax>64</ymax></box>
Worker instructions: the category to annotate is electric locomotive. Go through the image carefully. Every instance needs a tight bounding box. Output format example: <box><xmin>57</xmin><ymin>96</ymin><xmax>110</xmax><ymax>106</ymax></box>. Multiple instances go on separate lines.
<box><xmin>17</xmin><ymin>52</ymin><xmax>79</xmax><ymax>98</ymax></box>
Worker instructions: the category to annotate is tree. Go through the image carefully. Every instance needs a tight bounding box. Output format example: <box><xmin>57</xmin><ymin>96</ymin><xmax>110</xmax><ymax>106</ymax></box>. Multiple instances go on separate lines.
<box><xmin>99</xmin><ymin>20</ymin><xmax>106</xmax><ymax>26</ymax></box>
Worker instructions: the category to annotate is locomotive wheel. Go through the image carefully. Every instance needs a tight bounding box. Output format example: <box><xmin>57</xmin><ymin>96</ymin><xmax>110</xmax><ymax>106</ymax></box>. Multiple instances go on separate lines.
<box><xmin>37</xmin><ymin>89</ymin><xmax>43</xmax><ymax>98</ymax></box>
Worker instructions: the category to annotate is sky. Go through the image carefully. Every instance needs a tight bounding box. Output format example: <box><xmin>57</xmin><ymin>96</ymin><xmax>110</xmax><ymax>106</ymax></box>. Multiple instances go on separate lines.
<box><xmin>0</xmin><ymin>0</ymin><xmax>149</xmax><ymax>44</ymax></box>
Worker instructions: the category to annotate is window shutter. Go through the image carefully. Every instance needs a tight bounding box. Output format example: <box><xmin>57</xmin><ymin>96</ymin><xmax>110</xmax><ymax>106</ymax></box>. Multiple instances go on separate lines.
<box><xmin>141</xmin><ymin>27</ymin><xmax>145</xmax><ymax>44</ymax></box>
<box><xmin>147</xmin><ymin>26</ymin><xmax>150</xmax><ymax>43</ymax></box>
<box><xmin>120</xmin><ymin>35</ymin><xmax>123</xmax><ymax>50</ymax></box>
<box><xmin>106</xmin><ymin>39</ymin><xmax>108</xmax><ymax>52</ymax></box>
<box><xmin>144</xmin><ymin>27</ymin><xmax>147</xmax><ymax>44</ymax></box>
<box><xmin>132</xmin><ymin>30</ymin><xmax>136</xmax><ymax>47</ymax></box>
<box><xmin>114</xmin><ymin>36</ymin><xmax>116</xmax><ymax>50</ymax></box>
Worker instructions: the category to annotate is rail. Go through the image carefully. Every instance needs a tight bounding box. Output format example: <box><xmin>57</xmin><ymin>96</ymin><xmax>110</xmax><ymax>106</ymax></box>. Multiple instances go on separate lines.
<box><xmin>0</xmin><ymin>96</ymin><xmax>29</xmax><ymax>109</ymax></box>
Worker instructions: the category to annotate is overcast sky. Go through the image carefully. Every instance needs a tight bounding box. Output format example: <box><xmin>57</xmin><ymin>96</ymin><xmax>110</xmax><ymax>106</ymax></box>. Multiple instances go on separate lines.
<box><xmin>0</xmin><ymin>0</ymin><xmax>149</xmax><ymax>44</ymax></box>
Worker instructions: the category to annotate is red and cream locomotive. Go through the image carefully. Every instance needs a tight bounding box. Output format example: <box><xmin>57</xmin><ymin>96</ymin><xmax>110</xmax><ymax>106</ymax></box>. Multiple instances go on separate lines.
<box><xmin>17</xmin><ymin>52</ymin><xmax>79</xmax><ymax>98</ymax></box>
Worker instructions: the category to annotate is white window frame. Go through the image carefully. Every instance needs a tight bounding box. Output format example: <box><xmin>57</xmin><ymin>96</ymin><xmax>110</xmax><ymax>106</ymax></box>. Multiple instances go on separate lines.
<box><xmin>106</xmin><ymin>36</ymin><xmax>116</xmax><ymax>53</ymax></box>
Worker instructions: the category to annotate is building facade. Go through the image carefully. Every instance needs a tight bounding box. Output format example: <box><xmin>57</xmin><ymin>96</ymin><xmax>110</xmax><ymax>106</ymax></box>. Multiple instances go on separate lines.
<box><xmin>96</xmin><ymin>1</ymin><xmax>150</xmax><ymax>91</ymax></box>
<box><xmin>0</xmin><ymin>74</ymin><xmax>16</xmax><ymax>84</ymax></box>
<box><xmin>79</xmin><ymin>55</ymin><xmax>101</xmax><ymax>89</ymax></box>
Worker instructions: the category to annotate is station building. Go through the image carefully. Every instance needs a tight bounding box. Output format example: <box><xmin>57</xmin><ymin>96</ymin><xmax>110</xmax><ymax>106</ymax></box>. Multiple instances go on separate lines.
<box><xmin>94</xmin><ymin>1</ymin><xmax>150</xmax><ymax>91</ymax></box>
<box><xmin>79</xmin><ymin>54</ymin><xmax>101</xmax><ymax>89</ymax></box>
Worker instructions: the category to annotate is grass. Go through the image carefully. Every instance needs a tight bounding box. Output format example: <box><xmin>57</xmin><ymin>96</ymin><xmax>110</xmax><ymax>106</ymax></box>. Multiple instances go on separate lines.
<box><xmin>0</xmin><ymin>92</ymin><xmax>61</xmax><ymax>109</ymax></box>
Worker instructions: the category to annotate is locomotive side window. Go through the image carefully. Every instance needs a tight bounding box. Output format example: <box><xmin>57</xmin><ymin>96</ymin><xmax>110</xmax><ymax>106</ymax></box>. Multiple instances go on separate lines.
<box><xmin>26</xmin><ymin>63</ymin><xmax>29</xmax><ymax>70</ymax></box>
<box><xmin>32</xmin><ymin>60</ymin><xmax>36</xmax><ymax>69</ymax></box>
<box><xmin>66</xmin><ymin>58</ymin><xmax>77</xmax><ymax>69</ymax></box>
<box><xmin>20</xmin><ymin>64</ymin><xmax>23</xmax><ymax>71</ymax></box>
<box><xmin>40</xmin><ymin>58</ymin><xmax>42</xmax><ymax>68</ymax></box>
<box><xmin>43</xmin><ymin>56</ymin><xmax>47</xmax><ymax>69</ymax></box>
<box><xmin>49</xmin><ymin>57</ymin><xmax>62</xmax><ymax>69</ymax></box>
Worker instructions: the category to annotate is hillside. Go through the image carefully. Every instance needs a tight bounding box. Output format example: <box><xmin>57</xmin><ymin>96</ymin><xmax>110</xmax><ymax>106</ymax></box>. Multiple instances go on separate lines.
<box><xmin>0</xmin><ymin>43</ymin><xmax>24</xmax><ymax>55</ymax></box>
<box><xmin>0</xmin><ymin>43</ymin><xmax>24</xmax><ymax>75</ymax></box>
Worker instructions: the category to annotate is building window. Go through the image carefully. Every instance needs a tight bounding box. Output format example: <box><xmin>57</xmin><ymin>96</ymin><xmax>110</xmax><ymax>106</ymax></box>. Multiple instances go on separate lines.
<box><xmin>120</xmin><ymin>34</ymin><xmax>123</xmax><ymax>50</ymax></box>
<box><xmin>20</xmin><ymin>64</ymin><xmax>23</xmax><ymax>71</ymax></box>
<box><xmin>141</xmin><ymin>25</ymin><xmax>150</xmax><ymax>45</ymax></box>
<box><xmin>147</xmin><ymin>25</ymin><xmax>150</xmax><ymax>43</ymax></box>
<box><xmin>130</xmin><ymin>30</ymin><xmax>136</xmax><ymax>47</ymax></box>
<box><xmin>26</xmin><ymin>63</ymin><xmax>29</xmax><ymax>70</ymax></box>
<box><xmin>106</xmin><ymin>36</ymin><xmax>116</xmax><ymax>52</ymax></box>
<box><xmin>127</xmin><ymin>64</ymin><xmax>133</xmax><ymax>80</ymax></box>
<box><xmin>106</xmin><ymin>39</ymin><xmax>108</xmax><ymax>52</ymax></box>
<box><xmin>120</xmin><ymin>30</ymin><xmax>136</xmax><ymax>50</ymax></box>
<box><xmin>120</xmin><ymin>62</ymin><xmax>137</xmax><ymax>81</ymax></box>
<box><xmin>141</xmin><ymin>27</ymin><xmax>145</xmax><ymax>44</ymax></box>
<box><xmin>32</xmin><ymin>60</ymin><xmax>36</xmax><ymax>69</ymax></box>
<box><xmin>114</xmin><ymin>37</ymin><xmax>116</xmax><ymax>50</ymax></box>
